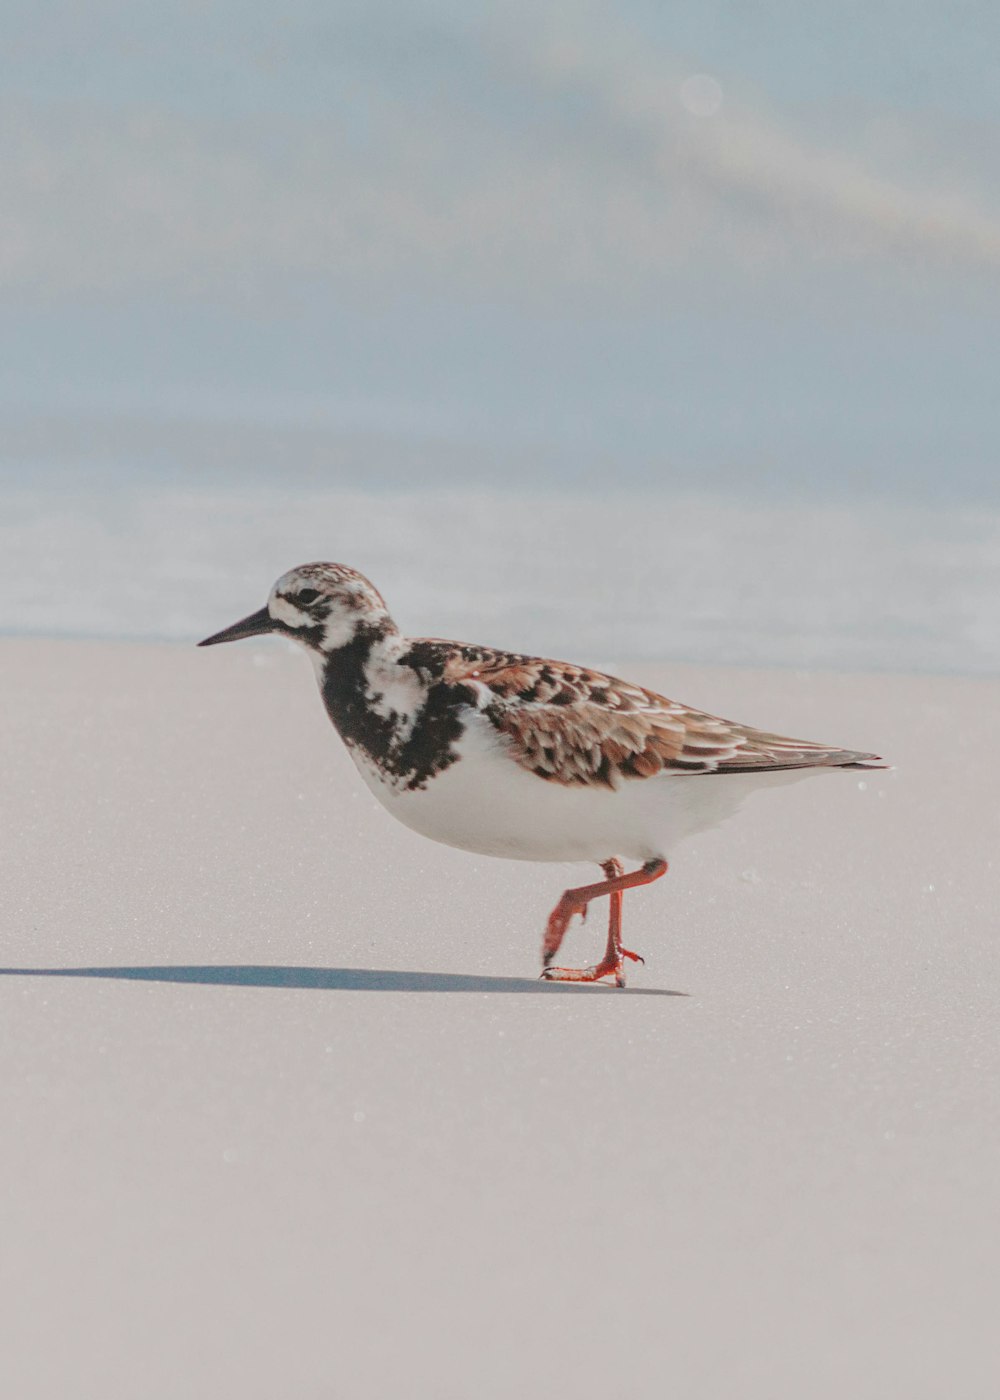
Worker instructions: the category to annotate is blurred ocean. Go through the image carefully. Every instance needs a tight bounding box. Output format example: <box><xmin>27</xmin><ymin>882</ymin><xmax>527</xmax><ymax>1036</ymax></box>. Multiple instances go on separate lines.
<box><xmin>3</xmin><ymin>3</ymin><xmax>999</xmax><ymax>678</ymax></box>
<box><xmin>3</xmin><ymin>465</ymin><xmax>998</xmax><ymax>675</ymax></box>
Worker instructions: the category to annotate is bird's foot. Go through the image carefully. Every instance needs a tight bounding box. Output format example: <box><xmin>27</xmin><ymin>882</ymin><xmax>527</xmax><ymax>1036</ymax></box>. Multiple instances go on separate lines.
<box><xmin>540</xmin><ymin>947</ymin><xmax>644</xmax><ymax>989</ymax></box>
<box><xmin>541</xmin><ymin>893</ymin><xmax>590</xmax><ymax>965</ymax></box>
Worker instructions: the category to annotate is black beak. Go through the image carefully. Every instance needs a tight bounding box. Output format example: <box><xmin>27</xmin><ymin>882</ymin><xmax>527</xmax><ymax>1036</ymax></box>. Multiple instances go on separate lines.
<box><xmin>198</xmin><ymin>606</ymin><xmax>276</xmax><ymax>647</ymax></box>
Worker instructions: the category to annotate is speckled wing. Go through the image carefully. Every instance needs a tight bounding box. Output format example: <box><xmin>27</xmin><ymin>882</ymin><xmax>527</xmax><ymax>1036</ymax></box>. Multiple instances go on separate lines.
<box><xmin>436</xmin><ymin>649</ymin><xmax>885</xmax><ymax>788</ymax></box>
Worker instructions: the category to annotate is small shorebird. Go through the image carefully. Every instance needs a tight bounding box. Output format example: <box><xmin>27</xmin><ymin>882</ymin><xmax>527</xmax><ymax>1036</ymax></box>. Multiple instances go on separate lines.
<box><xmin>200</xmin><ymin>563</ymin><xmax>884</xmax><ymax>986</ymax></box>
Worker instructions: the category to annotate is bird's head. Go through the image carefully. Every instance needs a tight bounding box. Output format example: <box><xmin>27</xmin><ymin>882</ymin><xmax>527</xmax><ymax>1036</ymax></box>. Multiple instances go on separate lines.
<box><xmin>198</xmin><ymin>563</ymin><xmax>396</xmax><ymax>653</ymax></box>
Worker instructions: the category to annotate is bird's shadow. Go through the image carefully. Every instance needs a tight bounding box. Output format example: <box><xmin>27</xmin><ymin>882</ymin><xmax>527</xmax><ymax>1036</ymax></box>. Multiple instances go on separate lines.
<box><xmin>0</xmin><ymin>964</ymin><xmax>685</xmax><ymax>996</ymax></box>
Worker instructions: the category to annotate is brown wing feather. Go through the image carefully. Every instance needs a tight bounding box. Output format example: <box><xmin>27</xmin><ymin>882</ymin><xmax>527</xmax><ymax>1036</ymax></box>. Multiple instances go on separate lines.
<box><xmin>434</xmin><ymin>646</ymin><xmax>884</xmax><ymax>788</ymax></box>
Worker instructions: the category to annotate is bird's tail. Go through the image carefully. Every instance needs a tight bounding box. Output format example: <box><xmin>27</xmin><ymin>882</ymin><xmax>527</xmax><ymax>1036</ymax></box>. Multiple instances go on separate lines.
<box><xmin>836</xmin><ymin>753</ymin><xmax>889</xmax><ymax>770</ymax></box>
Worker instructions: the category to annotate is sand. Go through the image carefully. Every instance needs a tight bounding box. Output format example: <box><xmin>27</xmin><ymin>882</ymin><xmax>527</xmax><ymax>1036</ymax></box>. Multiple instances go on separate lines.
<box><xmin>2</xmin><ymin>637</ymin><xmax>997</xmax><ymax>1399</ymax></box>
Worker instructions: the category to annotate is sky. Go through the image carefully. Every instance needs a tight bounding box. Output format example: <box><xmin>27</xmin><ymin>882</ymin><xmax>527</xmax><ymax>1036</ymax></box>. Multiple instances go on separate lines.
<box><xmin>3</xmin><ymin>0</ymin><xmax>1000</xmax><ymax>500</ymax></box>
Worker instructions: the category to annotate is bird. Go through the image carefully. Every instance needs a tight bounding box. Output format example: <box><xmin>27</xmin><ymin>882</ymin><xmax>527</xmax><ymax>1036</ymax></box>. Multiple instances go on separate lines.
<box><xmin>199</xmin><ymin>562</ymin><xmax>885</xmax><ymax>986</ymax></box>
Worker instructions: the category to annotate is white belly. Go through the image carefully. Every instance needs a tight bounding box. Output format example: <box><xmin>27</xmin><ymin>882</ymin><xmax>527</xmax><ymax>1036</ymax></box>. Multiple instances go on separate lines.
<box><xmin>345</xmin><ymin>709</ymin><xmax>827</xmax><ymax>865</ymax></box>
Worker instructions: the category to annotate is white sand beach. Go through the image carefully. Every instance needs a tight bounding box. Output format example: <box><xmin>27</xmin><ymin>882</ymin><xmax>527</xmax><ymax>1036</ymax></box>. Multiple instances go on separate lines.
<box><xmin>2</xmin><ymin>637</ymin><xmax>998</xmax><ymax>1398</ymax></box>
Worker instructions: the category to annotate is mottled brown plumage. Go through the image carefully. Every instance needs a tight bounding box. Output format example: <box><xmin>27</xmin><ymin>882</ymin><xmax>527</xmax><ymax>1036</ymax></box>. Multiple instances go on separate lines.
<box><xmin>434</xmin><ymin>648</ymin><xmax>881</xmax><ymax>788</ymax></box>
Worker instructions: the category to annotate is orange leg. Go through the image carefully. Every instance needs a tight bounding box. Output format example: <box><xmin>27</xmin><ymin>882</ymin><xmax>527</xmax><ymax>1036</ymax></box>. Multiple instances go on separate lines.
<box><xmin>605</xmin><ymin>857</ymin><xmax>626</xmax><ymax>966</ymax></box>
<box><xmin>540</xmin><ymin>858</ymin><xmax>667</xmax><ymax>987</ymax></box>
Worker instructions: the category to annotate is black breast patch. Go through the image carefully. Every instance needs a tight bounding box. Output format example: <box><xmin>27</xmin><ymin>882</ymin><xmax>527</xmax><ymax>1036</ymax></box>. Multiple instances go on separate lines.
<box><xmin>321</xmin><ymin>632</ymin><xmax>470</xmax><ymax>791</ymax></box>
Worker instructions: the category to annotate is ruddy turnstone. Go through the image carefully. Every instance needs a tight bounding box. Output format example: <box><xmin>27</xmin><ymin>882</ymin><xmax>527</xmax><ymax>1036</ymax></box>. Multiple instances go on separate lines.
<box><xmin>199</xmin><ymin>563</ymin><xmax>885</xmax><ymax>986</ymax></box>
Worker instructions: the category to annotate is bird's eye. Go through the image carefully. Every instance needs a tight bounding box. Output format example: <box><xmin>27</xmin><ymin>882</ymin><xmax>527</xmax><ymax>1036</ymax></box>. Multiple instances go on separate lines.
<box><xmin>297</xmin><ymin>588</ymin><xmax>319</xmax><ymax>605</ymax></box>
